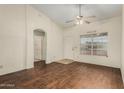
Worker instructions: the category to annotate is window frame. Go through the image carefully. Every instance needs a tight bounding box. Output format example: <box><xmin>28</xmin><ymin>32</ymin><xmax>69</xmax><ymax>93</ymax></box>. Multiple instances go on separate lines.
<box><xmin>80</xmin><ymin>32</ymin><xmax>108</xmax><ymax>57</ymax></box>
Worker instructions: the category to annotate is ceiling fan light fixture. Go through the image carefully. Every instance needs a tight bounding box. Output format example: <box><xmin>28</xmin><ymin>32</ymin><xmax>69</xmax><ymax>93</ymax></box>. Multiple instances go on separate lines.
<box><xmin>65</xmin><ymin>4</ymin><xmax>95</xmax><ymax>25</ymax></box>
<box><xmin>75</xmin><ymin>20</ymin><xmax>83</xmax><ymax>25</ymax></box>
<box><xmin>76</xmin><ymin>16</ymin><xmax>80</xmax><ymax>19</ymax></box>
<box><xmin>76</xmin><ymin>21</ymin><xmax>80</xmax><ymax>25</ymax></box>
<box><xmin>79</xmin><ymin>20</ymin><xmax>83</xmax><ymax>24</ymax></box>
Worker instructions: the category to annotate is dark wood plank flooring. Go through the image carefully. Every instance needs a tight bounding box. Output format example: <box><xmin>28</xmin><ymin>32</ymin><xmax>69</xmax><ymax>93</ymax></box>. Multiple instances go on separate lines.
<box><xmin>34</xmin><ymin>60</ymin><xmax>46</xmax><ymax>69</ymax></box>
<box><xmin>0</xmin><ymin>62</ymin><xmax>123</xmax><ymax>89</ymax></box>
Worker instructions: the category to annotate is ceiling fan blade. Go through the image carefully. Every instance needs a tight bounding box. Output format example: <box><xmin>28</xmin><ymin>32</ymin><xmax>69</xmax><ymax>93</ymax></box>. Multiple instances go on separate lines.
<box><xmin>84</xmin><ymin>16</ymin><xmax>96</xmax><ymax>18</ymax></box>
<box><xmin>65</xmin><ymin>20</ymin><xmax>74</xmax><ymax>23</ymax></box>
<box><xmin>85</xmin><ymin>20</ymin><xmax>91</xmax><ymax>24</ymax></box>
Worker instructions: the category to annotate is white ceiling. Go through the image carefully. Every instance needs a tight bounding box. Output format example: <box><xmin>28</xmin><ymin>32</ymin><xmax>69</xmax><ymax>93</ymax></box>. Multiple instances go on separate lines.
<box><xmin>32</xmin><ymin>4</ymin><xmax>122</xmax><ymax>28</ymax></box>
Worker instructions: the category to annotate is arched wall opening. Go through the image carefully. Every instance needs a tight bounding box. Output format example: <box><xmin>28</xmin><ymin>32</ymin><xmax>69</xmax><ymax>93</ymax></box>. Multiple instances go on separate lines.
<box><xmin>33</xmin><ymin>29</ymin><xmax>47</xmax><ymax>67</ymax></box>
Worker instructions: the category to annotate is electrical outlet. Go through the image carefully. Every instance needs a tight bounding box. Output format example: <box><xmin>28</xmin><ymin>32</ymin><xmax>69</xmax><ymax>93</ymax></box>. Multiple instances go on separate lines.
<box><xmin>0</xmin><ymin>65</ymin><xmax>3</xmax><ymax>69</ymax></box>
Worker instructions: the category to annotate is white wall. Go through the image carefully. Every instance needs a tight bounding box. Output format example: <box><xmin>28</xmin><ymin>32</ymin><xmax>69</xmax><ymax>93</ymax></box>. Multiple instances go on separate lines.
<box><xmin>64</xmin><ymin>16</ymin><xmax>122</xmax><ymax>68</ymax></box>
<box><xmin>121</xmin><ymin>5</ymin><xmax>124</xmax><ymax>83</ymax></box>
<box><xmin>0</xmin><ymin>5</ymin><xmax>26</xmax><ymax>75</ymax></box>
<box><xmin>0</xmin><ymin>5</ymin><xmax>64</xmax><ymax>75</ymax></box>
<box><xmin>26</xmin><ymin>5</ymin><xmax>64</xmax><ymax>68</ymax></box>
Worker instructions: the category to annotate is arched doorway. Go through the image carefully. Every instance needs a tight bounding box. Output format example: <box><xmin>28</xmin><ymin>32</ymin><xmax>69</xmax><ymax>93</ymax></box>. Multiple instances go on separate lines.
<box><xmin>33</xmin><ymin>29</ymin><xmax>47</xmax><ymax>68</ymax></box>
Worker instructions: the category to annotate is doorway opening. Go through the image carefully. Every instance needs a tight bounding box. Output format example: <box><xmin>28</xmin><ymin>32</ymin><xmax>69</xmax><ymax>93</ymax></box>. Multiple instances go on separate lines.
<box><xmin>33</xmin><ymin>29</ymin><xmax>46</xmax><ymax>68</ymax></box>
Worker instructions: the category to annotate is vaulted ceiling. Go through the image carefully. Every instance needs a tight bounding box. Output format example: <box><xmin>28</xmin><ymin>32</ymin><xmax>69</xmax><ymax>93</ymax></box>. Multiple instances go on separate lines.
<box><xmin>32</xmin><ymin>4</ymin><xmax>122</xmax><ymax>28</ymax></box>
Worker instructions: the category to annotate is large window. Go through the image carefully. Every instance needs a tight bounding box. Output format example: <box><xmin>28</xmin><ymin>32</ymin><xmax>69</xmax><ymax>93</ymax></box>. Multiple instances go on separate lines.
<box><xmin>80</xmin><ymin>32</ymin><xmax>108</xmax><ymax>57</ymax></box>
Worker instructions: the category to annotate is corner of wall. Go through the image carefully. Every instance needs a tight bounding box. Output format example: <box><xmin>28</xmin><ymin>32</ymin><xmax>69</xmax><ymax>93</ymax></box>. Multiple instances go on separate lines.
<box><xmin>121</xmin><ymin>5</ymin><xmax>124</xmax><ymax>84</ymax></box>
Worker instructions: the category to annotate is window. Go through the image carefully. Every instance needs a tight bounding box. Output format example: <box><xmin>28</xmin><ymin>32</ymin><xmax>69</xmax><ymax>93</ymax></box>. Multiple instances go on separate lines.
<box><xmin>80</xmin><ymin>32</ymin><xmax>108</xmax><ymax>57</ymax></box>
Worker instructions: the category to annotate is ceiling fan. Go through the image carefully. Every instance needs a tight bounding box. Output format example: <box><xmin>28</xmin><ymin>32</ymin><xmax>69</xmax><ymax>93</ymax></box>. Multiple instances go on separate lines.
<box><xmin>65</xmin><ymin>4</ymin><xmax>96</xmax><ymax>25</ymax></box>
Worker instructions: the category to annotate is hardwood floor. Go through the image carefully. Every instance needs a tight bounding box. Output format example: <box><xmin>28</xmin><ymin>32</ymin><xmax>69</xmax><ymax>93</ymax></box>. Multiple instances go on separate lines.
<box><xmin>34</xmin><ymin>60</ymin><xmax>46</xmax><ymax>69</ymax></box>
<box><xmin>0</xmin><ymin>62</ymin><xmax>123</xmax><ymax>89</ymax></box>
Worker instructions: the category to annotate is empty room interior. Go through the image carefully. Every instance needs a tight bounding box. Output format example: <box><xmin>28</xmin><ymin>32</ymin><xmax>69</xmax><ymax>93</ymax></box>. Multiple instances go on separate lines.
<box><xmin>1</xmin><ymin>4</ymin><xmax>124</xmax><ymax>89</ymax></box>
